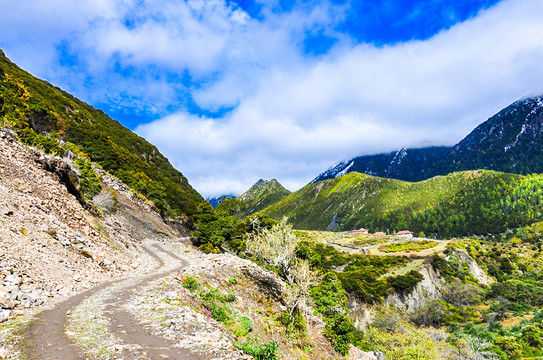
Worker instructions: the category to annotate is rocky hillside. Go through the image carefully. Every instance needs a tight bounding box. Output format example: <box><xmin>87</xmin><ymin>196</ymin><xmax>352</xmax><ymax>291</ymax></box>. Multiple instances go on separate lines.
<box><xmin>237</xmin><ymin>179</ymin><xmax>291</xmax><ymax>216</ymax></box>
<box><xmin>0</xmin><ymin>128</ymin><xmax>182</xmax><ymax>324</ymax></box>
<box><xmin>261</xmin><ymin>170</ymin><xmax>543</xmax><ymax>237</ymax></box>
<box><xmin>0</xmin><ymin>49</ymin><xmax>210</xmax><ymax>221</ymax></box>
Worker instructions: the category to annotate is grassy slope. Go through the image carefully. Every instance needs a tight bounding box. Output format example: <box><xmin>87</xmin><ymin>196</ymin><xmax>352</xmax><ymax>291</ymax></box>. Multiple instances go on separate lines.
<box><xmin>262</xmin><ymin>170</ymin><xmax>543</xmax><ymax>237</ymax></box>
<box><xmin>0</xmin><ymin>49</ymin><xmax>210</xmax><ymax>219</ymax></box>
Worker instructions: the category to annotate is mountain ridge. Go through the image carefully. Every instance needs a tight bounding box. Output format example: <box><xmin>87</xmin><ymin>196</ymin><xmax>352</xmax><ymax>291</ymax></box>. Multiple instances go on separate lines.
<box><xmin>262</xmin><ymin>169</ymin><xmax>543</xmax><ymax>237</ymax></box>
<box><xmin>312</xmin><ymin>146</ymin><xmax>451</xmax><ymax>184</ymax></box>
<box><xmin>312</xmin><ymin>94</ymin><xmax>543</xmax><ymax>185</ymax></box>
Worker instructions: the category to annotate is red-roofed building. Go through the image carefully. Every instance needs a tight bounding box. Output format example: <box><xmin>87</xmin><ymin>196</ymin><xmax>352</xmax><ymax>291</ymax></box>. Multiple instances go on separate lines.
<box><xmin>374</xmin><ymin>232</ymin><xmax>386</xmax><ymax>236</ymax></box>
<box><xmin>351</xmin><ymin>228</ymin><xmax>369</xmax><ymax>234</ymax></box>
<box><xmin>396</xmin><ymin>230</ymin><xmax>413</xmax><ymax>237</ymax></box>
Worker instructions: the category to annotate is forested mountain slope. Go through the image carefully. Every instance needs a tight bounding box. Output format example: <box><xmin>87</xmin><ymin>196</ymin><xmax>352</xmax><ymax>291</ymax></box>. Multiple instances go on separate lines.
<box><xmin>262</xmin><ymin>170</ymin><xmax>543</xmax><ymax>237</ymax></box>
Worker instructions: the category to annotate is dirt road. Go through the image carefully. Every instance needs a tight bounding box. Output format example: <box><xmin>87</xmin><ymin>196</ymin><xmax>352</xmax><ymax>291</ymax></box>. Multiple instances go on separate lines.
<box><xmin>19</xmin><ymin>241</ymin><xmax>200</xmax><ymax>360</ymax></box>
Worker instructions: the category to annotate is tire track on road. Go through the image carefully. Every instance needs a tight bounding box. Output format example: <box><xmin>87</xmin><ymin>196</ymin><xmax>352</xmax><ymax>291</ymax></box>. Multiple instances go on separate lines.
<box><xmin>19</xmin><ymin>241</ymin><xmax>199</xmax><ymax>360</ymax></box>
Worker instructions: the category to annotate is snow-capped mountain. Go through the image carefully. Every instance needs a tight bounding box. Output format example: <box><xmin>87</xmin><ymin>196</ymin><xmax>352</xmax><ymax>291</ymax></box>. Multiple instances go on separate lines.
<box><xmin>312</xmin><ymin>94</ymin><xmax>543</xmax><ymax>184</ymax></box>
<box><xmin>429</xmin><ymin>95</ymin><xmax>543</xmax><ymax>176</ymax></box>
<box><xmin>206</xmin><ymin>194</ymin><xmax>236</xmax><ymax>208</ymax></box>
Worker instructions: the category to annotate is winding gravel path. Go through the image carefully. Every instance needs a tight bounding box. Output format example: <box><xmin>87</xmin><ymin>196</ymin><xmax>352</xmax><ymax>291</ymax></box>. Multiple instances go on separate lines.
<box><xmin>19</xmin><ymin>241</ymin><xmax>200</xmax><ymax>360</ymax></box>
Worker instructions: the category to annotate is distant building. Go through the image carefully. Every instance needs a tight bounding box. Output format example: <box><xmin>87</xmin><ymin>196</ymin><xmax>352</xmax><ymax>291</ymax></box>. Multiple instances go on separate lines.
<box><xmin>374</xmin><ymin>231</ymin><xmax>386</xmax><ymax>236</ymax></box>
<box><xmin>351</xmin><ymin>228</ymin><xmax>369</xmax><ymax>234</ymax></box>
<box><xmin>396</xmin><ymin>230</ymin><xmax>413</xmax><ymax>237</ymax></box>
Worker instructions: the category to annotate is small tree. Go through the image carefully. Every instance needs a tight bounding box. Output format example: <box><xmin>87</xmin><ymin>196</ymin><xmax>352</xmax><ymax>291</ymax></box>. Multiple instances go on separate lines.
<box><xmin>246</xmin><ymin>218</ymin><xmax>318</xmax><ymax>325</ymax></box>
<box><xmin>284</xmin><ymin>259</ymin><xmax>318</xmax><ymax>320</ymax></box>
<box><xmin>442</xmin><ymin>280</ymin><xmax>484</xmax><ymax>320</ymax></box>
<box><xmin>455</xmin><ymin>335</ymin><xmax>498</xmax><ymax>360</ymax></box>
<box><xmin>246</xmin><ymin>217</ymin><xmax>299</xmax><ymax>277</ymax></box>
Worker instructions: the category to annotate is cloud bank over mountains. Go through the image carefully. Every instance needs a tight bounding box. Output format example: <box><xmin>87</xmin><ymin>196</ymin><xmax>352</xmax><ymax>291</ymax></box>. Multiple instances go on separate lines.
<box><xmin>2</xmin><ymin>0</ymin><xmax>543</xmax><ymax>196</ymax></box>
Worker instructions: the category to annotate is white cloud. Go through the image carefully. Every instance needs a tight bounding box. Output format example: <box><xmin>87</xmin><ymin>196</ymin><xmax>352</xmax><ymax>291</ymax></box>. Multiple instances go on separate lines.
<box><xmin>138</xmin><ymin>0</ymin><xmax>543</xmax><ymax>196</ymax></box>
<box><xmin>2</xmin><ymin>0</ymin><xmax>543</xmax><ymax>197</ymax></box>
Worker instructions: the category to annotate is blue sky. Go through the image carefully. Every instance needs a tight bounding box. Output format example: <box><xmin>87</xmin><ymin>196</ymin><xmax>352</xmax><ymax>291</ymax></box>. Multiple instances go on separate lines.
<box><xmin>2</xmin><ymin>0</ymin><xmax>543</xmax><ymax>197</ymax></box>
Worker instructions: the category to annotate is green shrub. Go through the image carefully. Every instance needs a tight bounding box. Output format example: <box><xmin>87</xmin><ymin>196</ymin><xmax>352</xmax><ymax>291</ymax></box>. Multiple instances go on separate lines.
<box><xmin>337</xmin><ymin>270</ymin><xmax>389</xmax><ymax>304</ymax></box>
<box><xmin>323</xmin><ymin>314</ymin><xmax>355</xmax><ymax>356</ymax></box>
<box><xmin>239</xmin><ymin>315</ymin><xmax>254</xmax><ymax>333</ymax></box>
<box><xmin>221</xmin><ymin>291</ymin><xmax>236</xmax><ymax>303</ymax></box>
<box><xmin>232</xmin><ymin>315</ymin><xmax>254</xmax><ymax>337</ymax></box>
<box><xmin>208</xmin><ymin>303</ymin><xmax>231</xmax><ymax>323</ymax></box>
<box><xmin>387</xmin><ymin>270</ymin><xmax>424</xmax><ymax>295</ymax></box>
<box><xmin>182</xmin><ymin>275</ymin><xmax>201</xmax><ymax>291</ymax></box>
<box><xmin>74</xmin><ymin>157</ymin><xmax>102</xmax><ymax>200</ymax></box>
<box><xmin>311</xmin><ymin>272</ymin><xmax>348</xmax><ymax>316</ymax></box>
<box><xmin>234</xmin><ymin>338</ymin><xmax>279</xmax><ymax>360</ymax></box>
<box><xmin>279</xmin><ymin>310</ymin><xmax>307</xmax><ymax>336</ymax></box>
<box><xmin>199</xmin><ymin>242</ymin><xmax>221</xmax><ymax>254</ymax></box>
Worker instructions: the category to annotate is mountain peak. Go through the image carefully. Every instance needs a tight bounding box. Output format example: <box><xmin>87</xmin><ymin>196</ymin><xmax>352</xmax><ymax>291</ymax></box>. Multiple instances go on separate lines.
<box><xmin>429</xmin><ymin>93</ymin><xmax>543</xmax><ymax>176</ymax></box>
<box><xmin>237</xmin><ymin>179</ymin><xmax>290</xmax><ymax>216</ymax></box>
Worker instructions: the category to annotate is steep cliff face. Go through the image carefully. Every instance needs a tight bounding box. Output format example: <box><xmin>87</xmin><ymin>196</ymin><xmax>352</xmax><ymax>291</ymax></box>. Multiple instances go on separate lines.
<box><xmin>386</xmin><ymin>264</ymin><xmax>445</xmax><ymax>312</ymax></box>
<box><xmin>382</xmin><ymin>250</ymin><xmax>492</xmax><ymax>313</ymax></box>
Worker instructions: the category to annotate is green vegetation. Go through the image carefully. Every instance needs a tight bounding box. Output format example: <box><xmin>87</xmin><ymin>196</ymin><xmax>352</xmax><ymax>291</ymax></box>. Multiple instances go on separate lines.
<box><xmin>234</xmin><ymin>338</ymin><xmax>279</xmax><ymax>360</ymax></box>
<box><xmin>0</xmin><ymin>51</ymin><xmax>210</xmax><ymax>219</ymax></box>
<box><xmin>387</xmin><ymin>270</ymin><xmax>424</xmax><ymax>295</ymax></box>
<box><xmin>298</xmin><ymin>241</ymin><xmax>412</xmax><ymax>303</ymax></box>
<box><xmin>181</xmin><ymin>275</ymin><xmax>255</xmax><ymax>338</ymax></box>
<box><xmin>311</xmin><ymin>272</ymin><xmax>357</xmax><ymax>355</ymax></box>
<box><xmin>405</xmin><ymin>236</ymin><xmax>543</xmax><ymax>359</ymax></box>
<box><xmin>378</xmin><ymin>240</ymin><xmax>437</xmax><ymax>253</ymax></box>
<box><xmin>73</xmin><ymin>156</ymin><xmax>102</xmax><ymax>200</ymax></box>
<box><xmin>262</xmin><ymin>170</ymin><xmax>543</xmax><ymax>238</ymax></box>
<box><xmin>237</xmin><ymin>179</ymin><xmax>291</xmax><ymax>217</ymax></box>
<box><xmin>182</xmin><ymin>275</ymin><xmax>201</xmax><ymax>291</ymax></box>
<box><xmin>294</xmin><ymin>228</ymin><xmax>543</xmax><ymax>358</ymax></box>
<box><xmin>358</xmin><ymin>307</ymin><xmax>449</xmax><ymax>359</ymax></box>
<box><xmin>191</xmin><ymin>211</ymin><xmax>278</xmax><ymax>253</ymax></box>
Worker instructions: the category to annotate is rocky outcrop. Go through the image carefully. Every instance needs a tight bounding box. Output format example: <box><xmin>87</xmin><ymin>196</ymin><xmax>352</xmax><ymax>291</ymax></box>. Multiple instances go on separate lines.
<box><xmin>386</xmin><ymin>264</ymin><xmax>445</xmax><ymax>312</ymax></box>
<box><xmin>447</xmin><ymin>250</ymin><xmax>493</xmax><ymax>286</ymax></box>
<box><xmin>348</xmin><ymin>346</ymin><xmax>384</xmax><ymax>360</ymax></box>
<box><xmin>346</xmin><ymin>296</ymin><xmax>373</xmax><ymax>331</ymax></box>
<box><xmin>36</xmin><ymin>153</ymin><xmax>82</xmax><ymax>203</ymax></box>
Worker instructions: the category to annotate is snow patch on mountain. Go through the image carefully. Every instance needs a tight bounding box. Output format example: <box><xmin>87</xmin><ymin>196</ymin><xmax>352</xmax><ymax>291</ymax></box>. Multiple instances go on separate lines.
<box><xmin>310</xmin><ymin>160</ymin><xmax>350</xmax><ymax>184</ymax></box>
<box><xmin>390</xmin><ymin>147</ymin><xmax>408</xmax><ymax>167</ymax></box>
<box><xmin>335</xmin><ymin>161</ymin><xmax>354</xmax><ymax>178</ymax></box>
